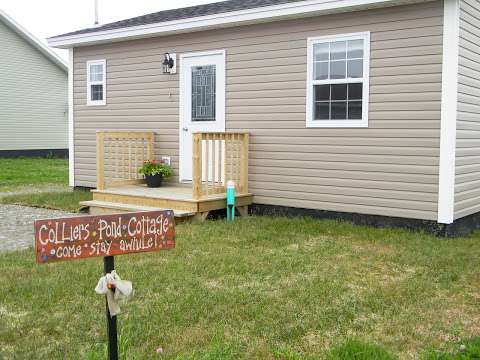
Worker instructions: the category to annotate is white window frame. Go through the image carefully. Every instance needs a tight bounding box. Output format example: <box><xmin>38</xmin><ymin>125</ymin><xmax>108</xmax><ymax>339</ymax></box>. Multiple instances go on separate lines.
<box><xmin>86</xmin><ymin>59</ymin><xmax>106</xmax><ymax>106</ymax></box>
<box><xmin>306</xmin><ymin>32</ymin><xmax>370</xmax><ymax>128</ymax></box>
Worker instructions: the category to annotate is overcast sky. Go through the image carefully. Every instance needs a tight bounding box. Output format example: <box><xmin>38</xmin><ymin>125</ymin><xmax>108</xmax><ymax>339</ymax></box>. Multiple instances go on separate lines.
<box><xmin>0</xmin><ymin>0</ymin><xmax>213</xmax><ymax>60</ymax></box>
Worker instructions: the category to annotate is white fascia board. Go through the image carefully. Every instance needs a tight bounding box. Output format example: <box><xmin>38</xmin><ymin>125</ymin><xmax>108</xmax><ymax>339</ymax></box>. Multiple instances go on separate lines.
<box><xmin>437</xmin><ymin>0</ymin><xmax>459</xmax><ymax>224</ymax></box>
<box><xmin>48</xmin><ymin>0</ymin><xmax>426</xmax><ymax>48</ymax></box>
<box><xmin>0</xmin><ymin>9</ymin><xmax>67</xmax><ymax>71</ymax></box>
<box><xmin>68</xmin><ymin>48</ymin><xmax>75</xmax><ymax>187</ymax></box>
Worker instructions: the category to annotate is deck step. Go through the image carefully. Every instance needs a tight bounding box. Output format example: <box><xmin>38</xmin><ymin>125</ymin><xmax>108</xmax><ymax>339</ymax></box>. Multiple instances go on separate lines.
<box><xmin>80</xmin><ymin>200</ymin><xmax>195</xmax><ymax>218</ymax></box>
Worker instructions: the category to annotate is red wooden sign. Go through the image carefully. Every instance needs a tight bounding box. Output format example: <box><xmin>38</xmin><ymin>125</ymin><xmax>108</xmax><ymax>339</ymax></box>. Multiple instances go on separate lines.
<box><xmin>35</xmin><ymin>210</ymin><xmax>175</xmax><ymax>264</ymax></box>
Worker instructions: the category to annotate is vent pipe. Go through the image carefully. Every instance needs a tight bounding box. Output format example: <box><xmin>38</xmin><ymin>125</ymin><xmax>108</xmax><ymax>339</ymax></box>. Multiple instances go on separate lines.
<box><xmin>94</xmin><ymin>0</ymin><xmax>99</xmax><ymax>26</ymax></box>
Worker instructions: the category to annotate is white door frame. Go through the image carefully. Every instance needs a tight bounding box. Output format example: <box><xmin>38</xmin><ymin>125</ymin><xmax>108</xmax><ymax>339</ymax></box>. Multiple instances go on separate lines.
<box><xmin>179</xmin><ymin>49</ymin><xmax>226</xmax><ymax>182</ymax></box>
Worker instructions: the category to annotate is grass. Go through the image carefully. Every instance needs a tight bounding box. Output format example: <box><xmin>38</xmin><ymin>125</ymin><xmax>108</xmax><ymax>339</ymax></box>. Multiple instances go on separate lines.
<box><xmin>1</xmin><ymin>217</ymin><xmax>480</xmax><ymax>359</ymax></box>
<box><xmin>326</xmin><ymin>339</ymin><xmax>397</xmax><ymax>360</ymax></box>
<box><xmin>0</xmin><ymin>157</ymin><xmax>92</xmax><ymax>212</ymax></box>
<box><xmin>423</xmin><ymin>338</ymin><xmax>480</xmax><ymax>359</ymax></box>
<box><xmin>0</xmin><ymin>190</ymin><xmax>92</xmax><ymax>212</ymax></box>
<box><xmin>0</xmin><ymin>157</ymin><xmax>68</xmax><ymax>192</ymax></box>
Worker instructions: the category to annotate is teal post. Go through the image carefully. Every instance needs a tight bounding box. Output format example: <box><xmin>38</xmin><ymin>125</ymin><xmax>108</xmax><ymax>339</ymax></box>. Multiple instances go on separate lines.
<box><xmin>226</xmin><ymin>181</ymin><xmax>235</xmax><ymax>222</ymax></box>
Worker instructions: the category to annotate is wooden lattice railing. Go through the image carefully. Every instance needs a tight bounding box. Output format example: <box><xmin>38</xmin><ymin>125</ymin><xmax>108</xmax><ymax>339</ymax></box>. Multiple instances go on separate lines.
<box><xmin>192</xmin><ymin>132</ymin><xmax>249</xmax><ymax>200</ymax></box>
<box><xmin>96</xmin><ymin>131</ymin><xmax>154</xmax><ymax>190</ymax></box>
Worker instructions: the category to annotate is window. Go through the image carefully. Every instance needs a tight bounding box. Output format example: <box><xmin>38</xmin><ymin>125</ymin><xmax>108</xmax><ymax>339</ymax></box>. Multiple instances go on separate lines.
<box><xmin>192</xmin><ymin>65</ymin><xmax>216</xmax><ymax>122</ymax></box>
<box><xmin>87</xmin><ymin>59</ymin><xmax>106</xmax><ymax>106</ymax></box>
<box><xmin>306</xmin><ymin>32</ymin><xmax>370</xmax><ymax>127</ymax></box>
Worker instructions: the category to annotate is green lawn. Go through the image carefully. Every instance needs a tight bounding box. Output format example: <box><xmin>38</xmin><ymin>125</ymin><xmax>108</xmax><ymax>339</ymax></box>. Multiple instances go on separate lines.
<box><xmin>1</xmin><ymin>217</ymin><xmax>479</xmax><ymax>359</ymax></box>
<box><xmin>0</xmin><ymin>157</ymin><xmax>92</xmax><ymax>212</ymax></box>
<box><xmin>0</xmin><ymin>190</ymin><xmax>92</xmax><ymax>212</ymax></box>
<box><xmin>0</xmin><ymin>157</ymin><xmax>68</xmax><ymax>191</ymax></box>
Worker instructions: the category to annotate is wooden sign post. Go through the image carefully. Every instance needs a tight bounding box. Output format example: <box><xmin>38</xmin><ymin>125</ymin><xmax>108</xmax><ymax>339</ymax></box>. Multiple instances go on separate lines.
<box><xmin>34</xmin><ymin>210</ymin><xmax>175</xmax><ymax>360</ymax></box>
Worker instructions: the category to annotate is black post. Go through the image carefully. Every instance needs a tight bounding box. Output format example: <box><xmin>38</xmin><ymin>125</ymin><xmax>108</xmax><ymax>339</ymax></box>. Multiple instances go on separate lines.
<box><xmin>104</xmin><ymin>256</ymin><xmax>118</xmax><ymax>360</ymax></box>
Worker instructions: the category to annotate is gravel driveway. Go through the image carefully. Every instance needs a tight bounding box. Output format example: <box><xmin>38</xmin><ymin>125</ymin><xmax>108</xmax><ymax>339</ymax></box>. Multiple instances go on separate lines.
<box><xmin>0</xmin><ymin>205</ymin><xmax>76</xmax><ymax>252</ymax></box>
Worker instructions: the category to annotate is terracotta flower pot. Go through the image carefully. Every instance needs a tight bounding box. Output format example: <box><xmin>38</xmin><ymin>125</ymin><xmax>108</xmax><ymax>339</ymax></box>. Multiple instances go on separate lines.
<box><xmin>145</xmin><ymin>174</ymin><xmax>163</xmax><ymax>188</ymax></box>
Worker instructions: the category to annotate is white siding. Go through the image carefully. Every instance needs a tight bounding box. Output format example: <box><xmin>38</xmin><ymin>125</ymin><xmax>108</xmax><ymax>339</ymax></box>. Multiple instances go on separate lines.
<box><xmin>0</xmin><ymin>20</ymin><xmax>67</xmax><ymax>151</ymax></box>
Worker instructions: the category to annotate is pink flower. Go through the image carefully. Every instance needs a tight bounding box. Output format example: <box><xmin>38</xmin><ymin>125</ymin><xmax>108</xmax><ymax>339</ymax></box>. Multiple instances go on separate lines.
<box><xmin>152</xmin><ymin>160</ymin><xmax>157</xmax><ymax>164</ymax></box>
<box><xmin>156</xmin><ymin>347</ymin><xmax>163</xmax><ymax>354</ymax></box>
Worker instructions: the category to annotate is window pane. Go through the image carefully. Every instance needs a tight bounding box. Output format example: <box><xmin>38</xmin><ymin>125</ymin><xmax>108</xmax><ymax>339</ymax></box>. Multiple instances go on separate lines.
<box><xmin>315</xmin><ymin>102</ymin><xmax>330</xmax><ymax>120</ymax></box>
<box><xmin>348</xmin><ymin>83</ymin><xmax>363</xmax><ymax>100</ymax></box>
<box><xmin>192</xmin><ymin>65</ymin><xmax>216</xmax><ymax>122</ymax></box>
<box><xmin>91</xmin><ymin>85</ymin><xmax>103</xmax><ymax>101</ymax></box>
<box><xmin>90</xmin><ymin>72</ymin><xmax>103</xmax><ymax>82</ymax></box>
<box><xmin>314</xmin><ymin>85</ymin><xmax>330</xmax><ymax>101</ymax></box>
<box><xmin>348</xmin><ymin>39</ymin><xmax>364</xmax><ymax>59</ymax></box>
<box><xmin>315</xmin><ymin>62</ymin><xmax>328</xmax><ymax>80</ymax></box>
<box><xmin>330</xmin><ymin>41</ymin><xmax>346</xmax><ymax>60</ymax></box>
<box><xmin>331</xmin><ymin>84</ymin><xmax>347</xmax><ymax>100</ymax></box>
<box><xmin>330</xmin><ymin>60</ymin><xmax>346</xmax><ymax>79</ymax></box>
<box><xmin>348</xmin><ymin>101</ymin><xmax>362</xmax><ymax>119</ymax></box>
<box><xmin>347</xmin><ymin>59</ymin><xmax>363</xmax><ymax>78</ymax></box>
<box><xmin>90</xmin><ymin>64</ymin><xmax>103</xmax><ymax>82</ymax></box>
<box><xmin>314</xmin><ymin>43</ymin><xmax>329</xmax><ymax>61</ymax></box>
<box><xmin>331</xmin><ymin>101</ymin><xmax>347</xmax><ymax>119</ymax></box>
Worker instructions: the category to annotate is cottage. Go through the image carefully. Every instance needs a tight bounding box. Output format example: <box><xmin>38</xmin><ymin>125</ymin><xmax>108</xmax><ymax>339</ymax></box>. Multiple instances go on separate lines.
<box><xmin>0</xmin><ymin>10</ymin><xmax>68</xmax><ymax>157</ymax></box>
<box><xmin>48</xmin><ymin>0</ymin><xmax>480</xmax><ymax>234</ymax></box>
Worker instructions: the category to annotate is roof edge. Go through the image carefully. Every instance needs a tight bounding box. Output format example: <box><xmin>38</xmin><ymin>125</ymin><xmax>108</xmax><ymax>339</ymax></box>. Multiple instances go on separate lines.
<box><xmin>47</xmin><ymin>0</ymin><xmax>429</xmax><ymax>49</ymax></box>
<box><xmin>0</xmin><ymin>9</ymin><xmax>67</xmax><ymax>71</ymax></box>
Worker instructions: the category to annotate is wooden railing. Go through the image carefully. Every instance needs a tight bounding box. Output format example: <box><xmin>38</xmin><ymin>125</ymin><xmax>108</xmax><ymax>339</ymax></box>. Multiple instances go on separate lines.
<box><xmin>192</xmin><ymin>132</ymin><xmax>249</xmax><ymax>200</ymax></box>
<box><xmin>96</xmin><ymin>131</ymin><xmax>155</xmax><ymax>190</ymax></box>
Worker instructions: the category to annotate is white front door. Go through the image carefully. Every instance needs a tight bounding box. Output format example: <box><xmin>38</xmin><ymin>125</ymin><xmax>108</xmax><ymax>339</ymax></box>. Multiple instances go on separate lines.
<box><xmin>179</xmin><ymin>50</ymin><xmax>226</xmax><ymax>182</ymax></box>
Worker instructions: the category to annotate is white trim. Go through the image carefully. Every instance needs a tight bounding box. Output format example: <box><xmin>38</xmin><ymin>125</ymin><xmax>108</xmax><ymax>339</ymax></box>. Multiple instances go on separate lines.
<box><xmin>438</xmin><ymin>0</ymin><xmax>460</xmax><ymax>224</ymax></box>
<box><xmin>47</xmin><ymin>0</ymin><xmax>425</xmax><ymax>48</ymax></box>
<box><xmin>68</xmin><ymin>48</ymin><xmax>75</xmax><ymax>187</ymax></box>
<box><xmin>306</xmin><ymin>31</ymin><xmax>370</xmax><ymax>128</ymax></box>
<box><xmin>179</xmin><ymin>49</ymin><xmax>226</xmax><ymax>182</ymax></box>
<box><xmin>180</xmin><ymin>49</ymin><xmax>227</xmax><ymax>59</ymax></box>
<box><xmin>86</xmin><ymin>59</ymin><xmax>107</xmax><ymax>106</ymax></box>
<box><xmin>0</xmin><ymin>9</ymin><xmax>67</xmax><ymax>71</ymax></box>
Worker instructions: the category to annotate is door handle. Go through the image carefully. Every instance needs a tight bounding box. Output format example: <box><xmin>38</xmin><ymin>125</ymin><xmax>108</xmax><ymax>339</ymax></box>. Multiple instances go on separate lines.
<box><xmin>182</xmin><ymin>127</ymin><xmax>189</xmax><ymax>132</ymax></box>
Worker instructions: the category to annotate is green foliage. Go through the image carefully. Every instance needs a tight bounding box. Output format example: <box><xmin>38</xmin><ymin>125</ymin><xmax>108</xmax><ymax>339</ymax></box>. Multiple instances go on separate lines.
<box><xmin>326</xmin><ymin>339</ymin><xmax>397</xmax><ymax>360</ymax></box>
<box><xmin>138</xmin><ymin>159</ymin><xmax>173</xmax><ymax>178</ymax></box>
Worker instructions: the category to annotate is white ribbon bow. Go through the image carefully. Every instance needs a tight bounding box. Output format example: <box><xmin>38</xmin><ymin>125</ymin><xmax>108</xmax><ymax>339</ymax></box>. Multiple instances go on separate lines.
<box><xmin>95</xmin><ymin>270</ymin><xmax>133</xmax><ymax>317</ymax></box>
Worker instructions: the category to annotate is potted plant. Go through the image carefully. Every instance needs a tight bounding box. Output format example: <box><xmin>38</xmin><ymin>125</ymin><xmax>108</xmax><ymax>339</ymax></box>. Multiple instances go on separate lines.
<box><xmin>138</xmin><ymin>159</ymin><xmax>173</xmax><ymax>188</ymax></box>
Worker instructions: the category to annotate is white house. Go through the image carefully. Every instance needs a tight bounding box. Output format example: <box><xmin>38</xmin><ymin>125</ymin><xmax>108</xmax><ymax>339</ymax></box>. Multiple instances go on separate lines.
<box><xmin>0</xmin><ymin>9</ymin><xmax>68</xmax><ymax>157</ymax></box>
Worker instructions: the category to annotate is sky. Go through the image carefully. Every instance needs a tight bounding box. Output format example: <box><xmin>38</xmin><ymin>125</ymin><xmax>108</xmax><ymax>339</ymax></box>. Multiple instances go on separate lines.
<box><xmin>0</xmin><ymin>0</ymin><xmax>213</xmax><ymax>60</ymax></box>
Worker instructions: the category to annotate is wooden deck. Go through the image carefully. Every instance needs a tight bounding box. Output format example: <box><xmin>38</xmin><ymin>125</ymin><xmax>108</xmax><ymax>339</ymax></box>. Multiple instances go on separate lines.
<box><xmin>81</xmin><ymin>184</ymin><xmax>253</xmax><ymax>221</ymax></box>
<box><xmin>80</xmin><ymin>130</ymin><xmax>252</xmax><ymax>221</ymax></box>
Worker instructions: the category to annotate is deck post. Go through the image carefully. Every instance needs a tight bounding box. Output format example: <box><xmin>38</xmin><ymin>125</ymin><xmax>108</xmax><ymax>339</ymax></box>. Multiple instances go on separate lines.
<box><xmin>240</xmin><ymin>133</ymin><xmax>249</xmax><ymax>194</ymax></box>
<box><xmin>192</xmin><ymin>133</ymin><xmax>202</xmax><ymax>200</ymax></box>
<box><xmin>97</xmin><ymin>131</ymin><xmax>105</xmax><ymax>190</ymax></box>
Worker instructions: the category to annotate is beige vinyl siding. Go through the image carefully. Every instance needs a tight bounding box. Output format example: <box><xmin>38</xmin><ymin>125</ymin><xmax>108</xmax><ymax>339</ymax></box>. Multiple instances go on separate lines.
<box><xmin>454</xmin><ymin>0</ymin><xmax>480</xmax><ymax>219</ymax></box>
<box><xmin>0</xmin><ymin>20</ymin><xmax>67</xmax><ymax>151</ymax></box>
<box><xmin>73</xmin><ymin>1</ymin><xmax>443</xmax><ymax>220</ymax></box>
